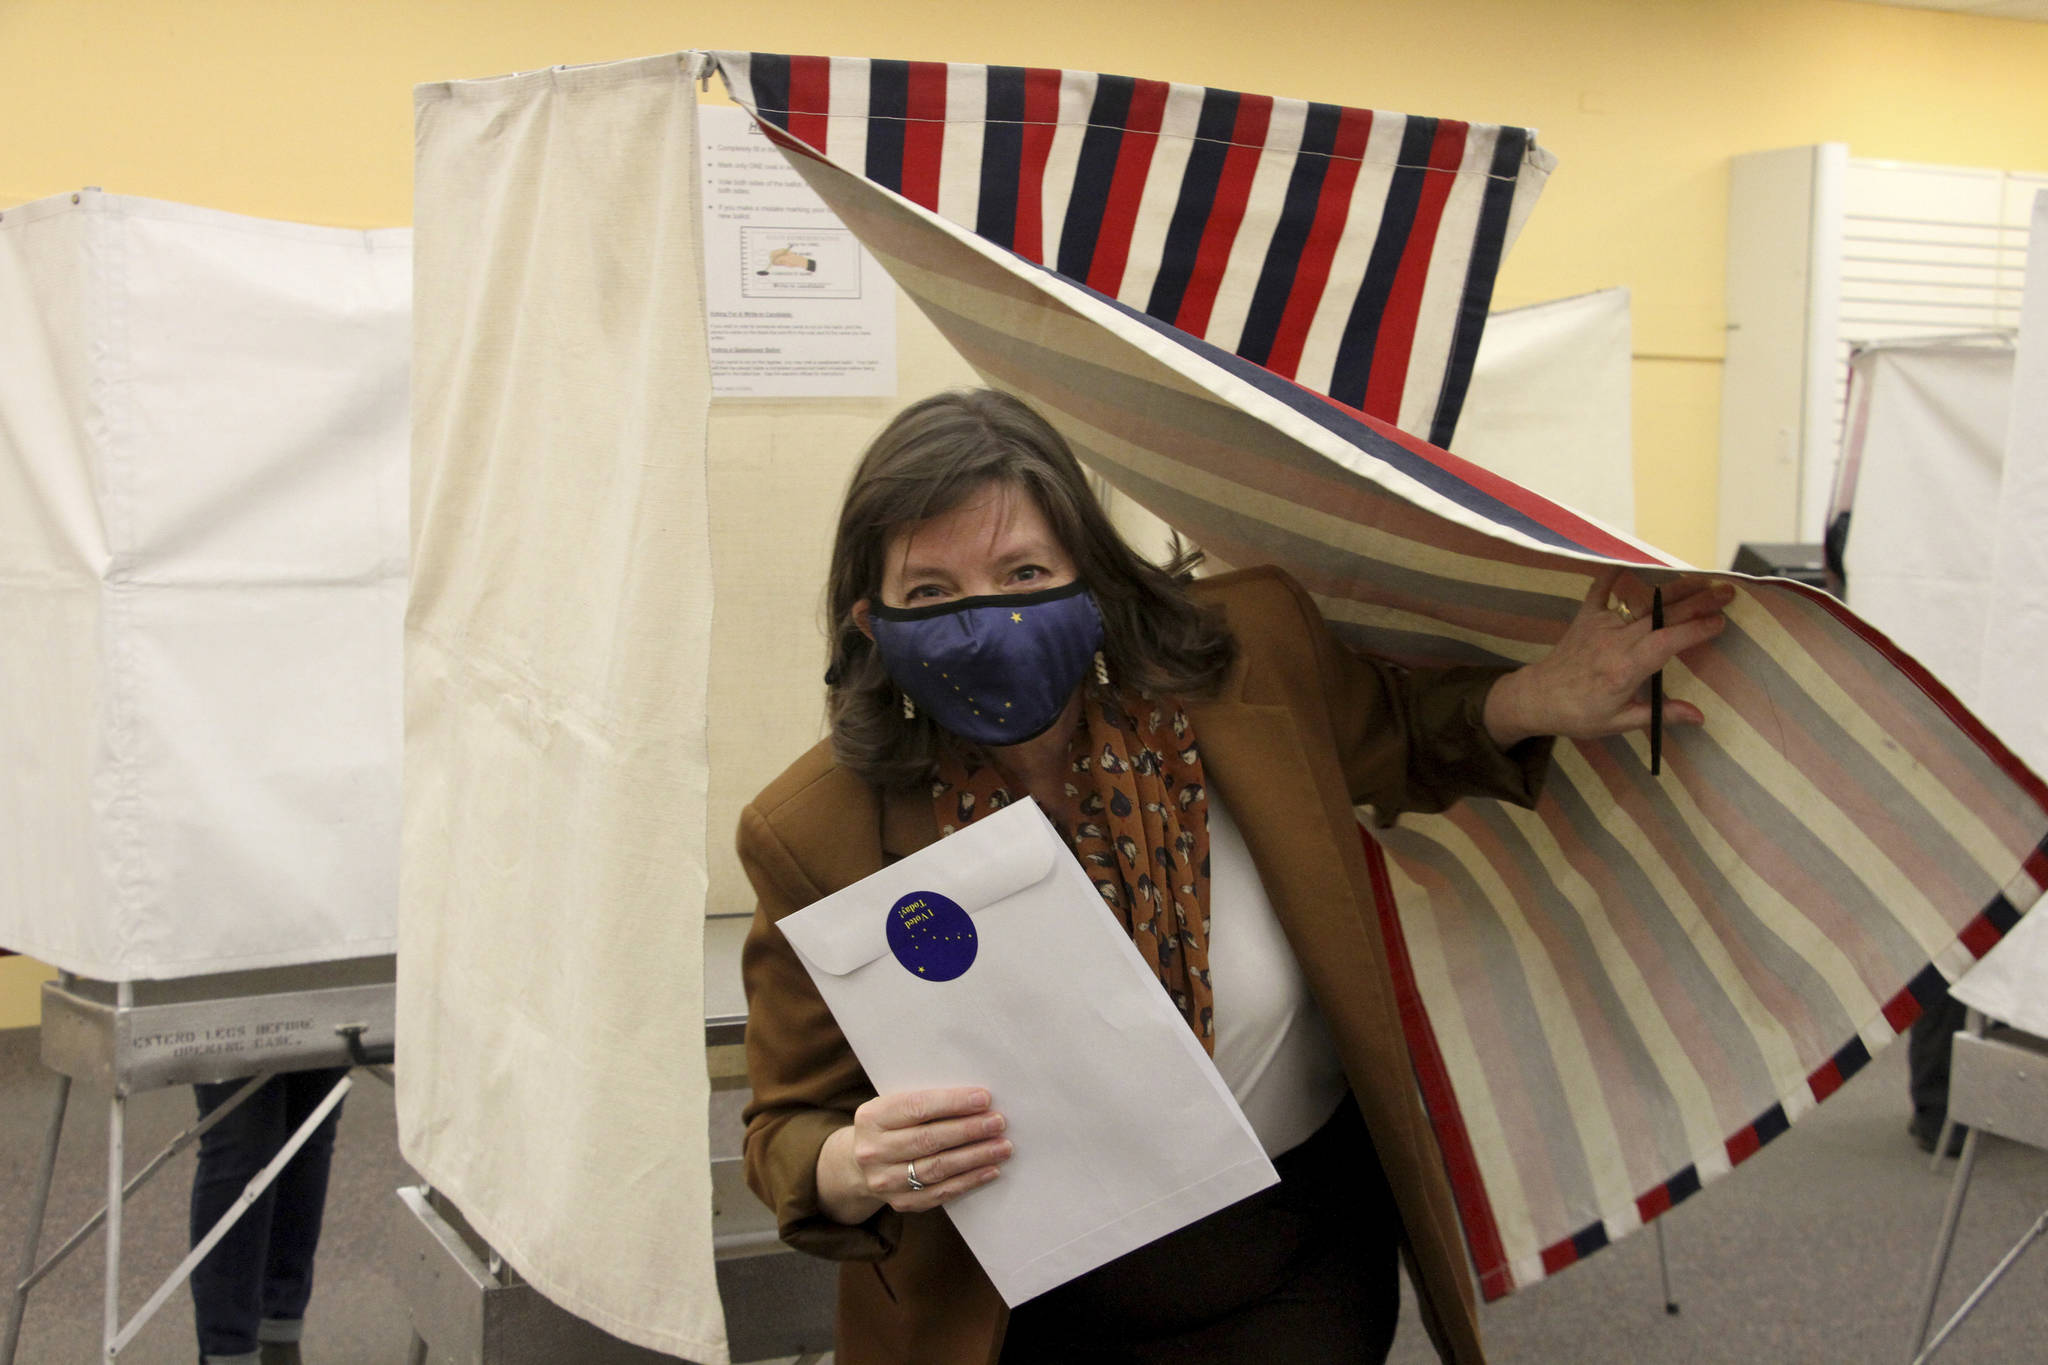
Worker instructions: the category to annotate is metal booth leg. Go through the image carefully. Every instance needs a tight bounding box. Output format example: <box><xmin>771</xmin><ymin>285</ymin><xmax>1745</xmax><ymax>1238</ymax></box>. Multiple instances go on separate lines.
<box><xmin>1654</xmin><ymin>1218</ymin><xmax>1679</xmax><ymax>1314</ymax></box>
<box><xmin>88</xmin><ymin>979</ymin><xmax>354</xmax><ymax>1359</ymax></box>
<box><xmin>104</xmin><ymin>1088</ymin><xmax>125</xmax><ymax>1359</ymax></box>
<box><xmin>9</xmin><ymin>1067</ymin><xmax>282</xmax><ymax>1361</ymax></box>
<box><xmin>1907</xmin><ymin>1008</ymin><xmax>1989</xmax><ymax>1361</ymax></box>
<box><xmin>106</xmin><ymin>1072</ymin><xmax>353</xmax><ymax>1358</ymax></box>
<box><xmin>1</xmin><ymin>1071</ymin><xmax>72</xmax><ymax>1365</ymax></box>
<box><xmin>104</xmin><ymin>978</ymin><xmax>133</xmax><ymax>1361</ymax></box>
<box><xmin>1914</xmin><ymin>1204</ymin><xmax>2048</xmax><ymax>1364</ymax></box>
<box><xmin>16</xmin><ymin>966</ymin><xmax>394</xmax><ymax>1360</ymax></box>
<box><xmin>1909</xmin><ymin>1120</ymin><xmax>1986</xmax><ymax>1360</ymax></box>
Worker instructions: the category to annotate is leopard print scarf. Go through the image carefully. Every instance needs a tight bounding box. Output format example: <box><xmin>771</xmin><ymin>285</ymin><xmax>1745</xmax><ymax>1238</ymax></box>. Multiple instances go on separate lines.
<box><xmin>932</xmin><ymin>690</ymin><xmax>1214</xmax><ymax>1051</ymax></box>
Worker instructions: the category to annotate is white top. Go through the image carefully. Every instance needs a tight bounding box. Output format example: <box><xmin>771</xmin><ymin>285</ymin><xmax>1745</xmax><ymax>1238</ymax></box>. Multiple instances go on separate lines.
<box><xmin>1206</xmin><ymin>790</ymin><xmax>1351</xmax><ymax>1157</ymax></box>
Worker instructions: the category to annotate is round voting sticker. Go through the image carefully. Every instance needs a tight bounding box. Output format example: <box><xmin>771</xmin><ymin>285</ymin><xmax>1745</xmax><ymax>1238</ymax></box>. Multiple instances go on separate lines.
<box><xmin>886</xmin><ymin>890</ymin><xmax>977</xmax><ymax>982</ymax></box>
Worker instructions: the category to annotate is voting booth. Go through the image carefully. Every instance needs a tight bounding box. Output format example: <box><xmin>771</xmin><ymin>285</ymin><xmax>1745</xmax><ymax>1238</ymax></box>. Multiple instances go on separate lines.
<box><xmin>1897</xmin><ymin>192</ymin><xmax>2048</xmax><ymax>1364</ymax></box>
<box><xmin>1829</xmin><ymin>193</ymin><xmax>2048</xmax><ymax>1362</ymax></box>
<box><xmin>0</xmin><ymin>189</ymin><xmax>408</xmax><ymax>1363</ymax></box>
<box><xmin>395</xmin><ymin>48</ymin><xmax>1595</xmax><ymax>1363</ymax></box>
<box><xmin>0</xmin><ymin>189</ymin><xmax>409</xmax><ymax>981</ymax></box>
<box><xmin>395</xmin><ymin>46</ymin><xmax>2048</xmax><ymax>1360</ymax></box>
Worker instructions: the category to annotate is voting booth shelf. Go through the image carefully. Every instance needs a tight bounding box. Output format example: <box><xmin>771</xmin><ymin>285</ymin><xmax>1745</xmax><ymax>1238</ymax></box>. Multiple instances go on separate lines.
<box><xmin>3</xmin><ymin>961</ymin><xmax>395</xmax><ymax>1364</ymax></box>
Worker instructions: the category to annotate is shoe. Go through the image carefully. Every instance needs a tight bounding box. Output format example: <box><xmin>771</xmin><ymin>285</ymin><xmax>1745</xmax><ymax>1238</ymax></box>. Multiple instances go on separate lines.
<box><xmin>1909</xmin><ymin>1115</ymin><xmax>1966</xmax><ymax>1158</ymax></box>
<box><xmin>259</xmin><ymin>1344</ymin><xmax>302</xmax><ymax>1365</ymax></box>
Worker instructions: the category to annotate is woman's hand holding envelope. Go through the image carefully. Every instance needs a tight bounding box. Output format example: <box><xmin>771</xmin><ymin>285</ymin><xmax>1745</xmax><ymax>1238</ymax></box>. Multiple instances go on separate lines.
<box><xmin>817</xmin><ymin>1085</ymin><xmax>1015</xmax><ymax>1222</ymax></box>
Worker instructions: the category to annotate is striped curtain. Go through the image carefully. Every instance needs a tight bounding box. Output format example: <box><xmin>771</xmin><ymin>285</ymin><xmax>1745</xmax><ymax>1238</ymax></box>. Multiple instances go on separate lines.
<box><xmin>712</xmin><ymin>51</ymin><xmax>2048</xmax><ymax>1302</ymax></box>
<box><xmin>721</xmin><ymin>53</ymin><xmax>1551</xmax><ymax>447</ymax></box>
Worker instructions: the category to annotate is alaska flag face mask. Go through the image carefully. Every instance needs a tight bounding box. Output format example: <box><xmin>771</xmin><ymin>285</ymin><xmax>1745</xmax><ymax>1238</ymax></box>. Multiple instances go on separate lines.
<box><xmin>868</xmin><ymin>581</ymin><xmax>1105</xmax><ymax>746</ymax></box>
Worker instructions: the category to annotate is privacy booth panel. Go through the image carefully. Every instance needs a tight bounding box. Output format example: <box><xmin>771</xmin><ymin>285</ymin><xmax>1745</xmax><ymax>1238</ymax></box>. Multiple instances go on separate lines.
<box><xmin>1839</xmin><ymin>341</ymin><xmax>2013</xmax><ymax>709</ymax></box>
<box><xmin>1954</xmin><ymin>190</ymin><xmax>2048</xmax><ymax>1037</ymax></box>
<box><xmin>0</xmin><ymin>191</ymin><xmax>408</xmax><ymax>981</ymax></box>
<box><xmin>403</xmin><ymin>54</ymin><xmax>726</xmax><ymax>1363</ymax></box>
<box><xmin>1454</xmin><ymin>288</ymin><xmax>1634</xmax><ymax>535</ymax></box>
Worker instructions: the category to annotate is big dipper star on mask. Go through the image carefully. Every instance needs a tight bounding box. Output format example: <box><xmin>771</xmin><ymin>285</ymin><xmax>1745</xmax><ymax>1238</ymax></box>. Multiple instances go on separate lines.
<box><xmin>868</xmin><ymin>581</ymin><xmax>1105</xmax><ymax>746</ymax></box>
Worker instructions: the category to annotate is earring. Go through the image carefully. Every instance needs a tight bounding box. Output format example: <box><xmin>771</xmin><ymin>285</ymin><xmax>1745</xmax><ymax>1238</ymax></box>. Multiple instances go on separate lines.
<box><xmin>1094</xmin><ymin>651</ymin><xmax>1111</xmax><ymax>686</ymax></box>
<box><xmin>902</xmin><ymin>692</ymin><xmax>917</xmax><ymax>720</ymax></box>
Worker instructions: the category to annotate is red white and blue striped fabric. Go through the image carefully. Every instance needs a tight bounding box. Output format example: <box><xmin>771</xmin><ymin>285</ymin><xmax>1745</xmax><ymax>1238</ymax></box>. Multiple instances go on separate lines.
<box><xmin>712</xmin><ymin>51</ymin><xmax>2048</xmax><ymax>1302</ymax></box>
<box><xmin>717</xmin><ymin>53</ymin><xmax>1552</xmax><ymax>447</ymax></box>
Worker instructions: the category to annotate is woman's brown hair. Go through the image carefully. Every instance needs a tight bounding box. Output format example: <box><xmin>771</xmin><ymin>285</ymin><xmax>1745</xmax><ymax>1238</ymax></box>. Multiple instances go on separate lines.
<box><xmin>825</xmin><ymin>389</ymin><xmax>1237</xmax><ymax>789</ymax></box>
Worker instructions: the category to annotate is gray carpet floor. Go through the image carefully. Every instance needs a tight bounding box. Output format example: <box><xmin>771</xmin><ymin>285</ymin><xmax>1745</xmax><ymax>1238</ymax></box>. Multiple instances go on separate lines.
<box><xmin>4</xmin><ymin>1024</ymin><xmax>2044</xmax><ymax>1364</ymax></box>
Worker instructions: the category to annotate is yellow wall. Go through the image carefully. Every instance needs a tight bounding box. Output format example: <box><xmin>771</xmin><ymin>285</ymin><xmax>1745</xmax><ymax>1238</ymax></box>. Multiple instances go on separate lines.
<box><xmin>5</xmin><ymin>0</ymin><xmax>2046</xmax><ymax>1021</ymax></box>
<box><xmin>0</xmin><ymin>956</ymin><xmax>56</xmax><ymax>1030</ymax></box>
<box><xmin>6</xmin><ymin>0</ymin><xmax>2043</xmax><ymax>550</ymax></box>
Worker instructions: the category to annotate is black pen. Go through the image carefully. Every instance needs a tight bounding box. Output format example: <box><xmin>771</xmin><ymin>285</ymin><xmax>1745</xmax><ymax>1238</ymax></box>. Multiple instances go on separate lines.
<box><xmin>1650</xmin><ymin>587</ymin><xmax>1664</xmax><ymax>776</ymax></box>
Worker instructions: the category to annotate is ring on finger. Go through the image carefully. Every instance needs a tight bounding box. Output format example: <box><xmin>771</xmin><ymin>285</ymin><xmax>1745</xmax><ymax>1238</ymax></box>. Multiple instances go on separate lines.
<box><xmin>1606</xmin><ymin>593</ymin><xmax>1635</xmax><ymax>623</ymax></box>
<box><xmin>905</xmin><ymin>1159</ymin><xmax>928</xmax><ymax>1192</ymax></box>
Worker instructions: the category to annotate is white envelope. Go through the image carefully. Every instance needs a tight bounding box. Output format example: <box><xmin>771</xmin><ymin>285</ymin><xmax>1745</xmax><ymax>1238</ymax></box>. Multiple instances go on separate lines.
<box><xmin>777</xmin><ymin>797</ymin><xmax>1278</xmax><ymax>1305</ymax></box>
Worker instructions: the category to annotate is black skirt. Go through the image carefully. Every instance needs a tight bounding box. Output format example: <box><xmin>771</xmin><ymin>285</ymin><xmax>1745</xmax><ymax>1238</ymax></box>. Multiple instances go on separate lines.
<box><xmin>998</xmin><ymin>1094</ymin><xmax>1402</xmax><ymax>1364</ymax></box>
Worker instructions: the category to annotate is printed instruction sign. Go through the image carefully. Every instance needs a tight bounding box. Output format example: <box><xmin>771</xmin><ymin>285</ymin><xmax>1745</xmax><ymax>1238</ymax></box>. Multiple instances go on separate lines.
<box><xmin>699</xmin><ymin>105</ymin><xmax>897</xmax><ymax>397</ymax></box>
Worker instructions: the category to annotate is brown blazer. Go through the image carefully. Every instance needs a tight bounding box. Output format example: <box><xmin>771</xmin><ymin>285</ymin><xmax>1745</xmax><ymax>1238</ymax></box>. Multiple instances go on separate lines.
<box><xmin>737</xmin><ymin>566</ymin><xmax>1551</xmax><ymax>1365</ymax></box>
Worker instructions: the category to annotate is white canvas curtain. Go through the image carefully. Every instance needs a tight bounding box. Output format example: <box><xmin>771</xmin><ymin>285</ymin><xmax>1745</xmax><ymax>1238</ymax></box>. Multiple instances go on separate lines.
<box><xmin>401</xmin><ymin>54</ymin><xmax>726</xmax><ymax>1361</ymax></box>
<box><xmin>0</xmin><ymin>191</ymin><xmax>408</xmax><ymax>980</ymax></box>
<box><xmin>1454</xmin><ymin>287</ymin><xmax>1635</xmax><ymax>535</ymax></box>
<box><xmin>1954</xmin><ymin>190</ymin><xmax>2048</xmax><ymax>1035</ymax></box>
<box><xmin>1833</xmin><ymin>230</ymin><xmax>2048</xmax><ymax>1039</ymax></box>
<box><xmin>1840</xmin><ymin>339</ymin><xmax>2013</xmax><ymax>706</ymax></box>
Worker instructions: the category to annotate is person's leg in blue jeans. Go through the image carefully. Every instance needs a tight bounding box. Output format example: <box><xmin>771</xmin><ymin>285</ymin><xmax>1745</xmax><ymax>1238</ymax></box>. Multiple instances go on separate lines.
<box><xmin>189</xmin><ymin>1068</ymin><xmax>348</xmax><ymax>1364</ymax></box>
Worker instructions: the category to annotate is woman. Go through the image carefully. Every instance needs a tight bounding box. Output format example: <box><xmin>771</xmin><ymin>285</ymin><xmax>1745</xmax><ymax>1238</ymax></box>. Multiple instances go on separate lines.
<box><xmin>739</xmin><ymin>389</ymin><xmax>1729</xmax><ymax>1364</ymax></box>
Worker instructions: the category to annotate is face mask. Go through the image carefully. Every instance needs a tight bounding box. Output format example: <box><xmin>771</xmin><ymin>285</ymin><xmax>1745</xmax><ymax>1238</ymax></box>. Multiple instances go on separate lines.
<box><xmin>868</xmin><ymin>581</ymin><xmax>1104</xmax><ymax>746</ymax></box>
